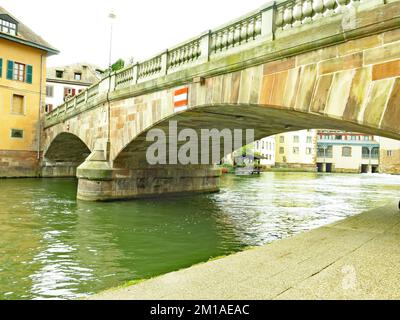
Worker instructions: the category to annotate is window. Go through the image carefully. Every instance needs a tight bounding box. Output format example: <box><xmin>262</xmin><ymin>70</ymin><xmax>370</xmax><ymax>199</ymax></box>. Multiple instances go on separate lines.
<box><xmin>307</xmin><ymin>136</ymin><xmax>312</xmax><ymax>144</ymax></box>
<box><xmin>13</xmin><ymin>62</ymin><xmax>25</xmax><ymax>82</ymax></box>
<box><xmin>45</xmin><ymin>104</ymin><xmax>54</xmax><ymax>113</ymax></box>
<box><xmin>279</xmin><ymin>147</ymin><xmax>284</xmax><ymax>154</ymax></box>
<box><xmin>12</xmin><ymin>94</ymin><xmax>24</xmax><ymax>114</ymax></box>
<box><xmin>279</xmin><ymin>136</ymin><xmax>285</xmax><ymax>143</ymax></box>
<box><xmin>64</xmin><ymin>87</ymin><xmax>76</xmax><ymax>99</ymax></box>
<box><xmin>335</xmin><ymin>135</ymin><xmax>342</xmax><ymax>140</ymax></box>
<box><xmin>293</xmin><ymin>147</ymin><xmax>300</xmax><ymax>154</ymax></box>
<box><xmin>342</xmin><ymin>147</ymin><xmax>352</xmax><ymax>157</ymax></box>
<box><xmin>74</xmin><ymin>73</ymin><xmax>82</xmax><ymax>81</ymax></box>
<box><xmin>364</xmin><ymin>136</ymin><xmax>371</xmax><ymax>141</ymax></box>
<box><xmin>387</xmin><ymin>150</ymin><xmax>393</xmax><ymax>157</ymax></box>
<box><xmin>46</xmin><ymin>85</ymin><xmax>54</xmax><ymax>97</ymax></box>
<box><xmin>306</xmin><ymin>148</ymin><xmax>312</xmax><ymax>155</ymax></box>
<box><xmin>0</xmin><ymin>18</ymin><xmax>17</xmax><ymax>35</ymax></box>
<box><xmin>56</xmin><ymin>70</ymin><xmax>64</xmax><ymax>78</ymax></box>
<box><xmin>293</xmin><ymin>136</ymin><xmax>299</xmax><ymax>143</ymax></box>
<box><xmin>10</xmin><ymin>129</ymin><xmax>23</xmax><ymax>139</ymax></box>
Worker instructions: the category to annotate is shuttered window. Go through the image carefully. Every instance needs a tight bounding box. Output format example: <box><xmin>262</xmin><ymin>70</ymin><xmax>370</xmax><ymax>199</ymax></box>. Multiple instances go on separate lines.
<box><xmin>0</xmin><ymin>58</ymin><xmax>2</xmax><ymax>78</ymax></box>
<box><xmin>26</xmin><ymin>65</ymin><xmax>33</xmax><ymax>84</ymax></box>
<box><xmin>6</xmin><ymin>60</ymin><xmax>33</xmax><ymax>84</ymax></box>
<box><xmin>7</xmin><ymin>60</ymin><xmax>13</xmax><ymax>80</ymax></box>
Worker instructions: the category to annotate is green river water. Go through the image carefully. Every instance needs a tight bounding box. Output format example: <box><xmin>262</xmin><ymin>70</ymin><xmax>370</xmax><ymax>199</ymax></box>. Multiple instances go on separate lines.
<box><xmin>0</xmin><ymin>172</ymin><xmax>399</xmax><ymax>300</ymax></box>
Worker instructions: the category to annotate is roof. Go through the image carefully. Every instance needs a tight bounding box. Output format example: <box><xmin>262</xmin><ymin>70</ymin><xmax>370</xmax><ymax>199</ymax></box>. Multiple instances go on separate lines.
<box><xmin>47</xmin><ymin>63</ymin><xmax>103</xmax><ymax>85</ymax></box>
<box><xmin>0</xmin><ymin>6</ymin><xmax>59</xmax><ymax>55</ymax></box>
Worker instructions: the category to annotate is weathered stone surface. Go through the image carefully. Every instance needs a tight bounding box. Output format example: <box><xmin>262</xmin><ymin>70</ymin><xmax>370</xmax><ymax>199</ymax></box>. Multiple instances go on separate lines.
<box><xmin>295</xmin><ymin>64</ymin><xmax>317</xmax><ymax>111</ymax></box>
<box><xmin>282</xmin><ymin>67</ymin><xmax>302</xmax><ymax>108</ymax></box>
<box><xmin>363</xmin><ymin>78</ymin><xmax>394</xmax><ymax>127</ymax></box>
<box><xmin>259</xmin><ymin>74</ymin><xmax>275</xmax><ymax>105</ymax></box>
<box><xmin>296</xmin><ymin>46</ymin><xmax>338</xmax><ymax>67</ymax></box>
<box><xmin>318</xmin><ymin>53</ymin><xmax>363</xmax><ymax>75</ymax></box>
<box><xmin>0</xmin><ymin>150</ymin><xmax>39</xmax><ymax>178</ymax></box>
<box><xmin>372</xmin><ymin>59</ymin><xmax>400</xmax><ymax>80</ymax></box>
<box><xmin>325</xmin><ymin>70</ymin><xmax>355</xmax><ymax>118</ymax></box>
<box><xmin>310</xmin><ymin>74</ymin><xmax>334</xmax><ymax>113</ymax></box>
<box><xmin>364</xmin><ymin>41</ymin><xmax>400</xmax><ymax>65</ymax></box>
<box><xmin>337</xmin><ymin>34</ymin><xmax>382</xmax><ymax>56</ymax></box>
<box><xmin>343</xmin><ymin>67</ymin><xmax>372</xmax><ymax>122</ymax></box>
<box><xmin>270</xmin><ymin>71</ymin><xmax>288</xmax><ymax>106</ymax></box>
<box><xmin>383</xmin><ymin>29</ymin><xmax>400</xmax><ymax>44</ymax></box>
<box><xmin>264</xmin><ymin>58</ymin><xmax>295</xmax><ymax>75</ymax></box>
<box><xmin>381</xmin><ymin>78</ymin><xmax>400</xmax><ymax>132</ymax></box>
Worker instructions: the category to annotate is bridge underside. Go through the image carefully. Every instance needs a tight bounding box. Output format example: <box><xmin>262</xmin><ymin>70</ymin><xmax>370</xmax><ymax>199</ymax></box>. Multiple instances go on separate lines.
<box><xmin>75</xmin><ymin>104</ymin><xmax>398</xmax><ymax>201</ymax></box>
<box><xmin>42</xmin><ymin>132</ymin><xmax>91</xmax><ymax>178</ymax></box>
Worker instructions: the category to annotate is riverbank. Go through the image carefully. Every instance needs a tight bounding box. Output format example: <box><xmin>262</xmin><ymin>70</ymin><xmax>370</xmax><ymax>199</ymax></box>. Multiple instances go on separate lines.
<box><xmin>90</xmin><ymin>202</ymin><xmax>400</xmax><ymax>300</ymax></box>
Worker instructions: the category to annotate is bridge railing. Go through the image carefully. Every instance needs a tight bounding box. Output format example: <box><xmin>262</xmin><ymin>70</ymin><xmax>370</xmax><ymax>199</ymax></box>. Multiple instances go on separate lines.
<box><xmin>44</xmin><ymin>0</ymin><xmax>372</xmax><ymax>125</ymax></box>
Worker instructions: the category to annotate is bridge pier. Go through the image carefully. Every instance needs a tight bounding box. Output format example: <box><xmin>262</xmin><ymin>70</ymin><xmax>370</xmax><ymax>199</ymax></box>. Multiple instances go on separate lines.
<box><xmin>76</xmin><ymin>151</ymin><xmax>221</xmax><ymax>201</ymax></box>
<box><xmin>41</xmin><ymin>161</ymin><xmax>82</xmax><ymax>178</ymax></box>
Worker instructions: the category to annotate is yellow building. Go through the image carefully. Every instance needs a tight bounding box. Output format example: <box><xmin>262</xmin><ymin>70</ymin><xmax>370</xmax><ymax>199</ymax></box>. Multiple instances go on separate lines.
<box><xmin>0</xmin><ymin>7</ymin><xmax>58</xmax><ymax>177</ymax></box>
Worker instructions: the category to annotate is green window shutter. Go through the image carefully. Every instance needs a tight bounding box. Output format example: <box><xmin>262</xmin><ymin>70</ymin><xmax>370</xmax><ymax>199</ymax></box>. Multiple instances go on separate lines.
<box><xmin>0</xmin><ymin>58</ymin><xmax>2</xmax><ymax>78</ymax></box>
<box><xmin>7</xmin><ymin>60</ymin><xmax>14</xmax><ymax>80</ymax></box>
<box><xmin>26</xmin><ymin>65</ymin><xmax>33</xmax><ymax>84</ymax></box>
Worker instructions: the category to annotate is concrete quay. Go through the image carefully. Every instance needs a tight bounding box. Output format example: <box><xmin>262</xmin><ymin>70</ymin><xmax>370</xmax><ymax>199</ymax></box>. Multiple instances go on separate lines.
<box><xmin>90</xmin><ymin>202</ymin><xmax>400</xmax><ymax>300</ymax></box>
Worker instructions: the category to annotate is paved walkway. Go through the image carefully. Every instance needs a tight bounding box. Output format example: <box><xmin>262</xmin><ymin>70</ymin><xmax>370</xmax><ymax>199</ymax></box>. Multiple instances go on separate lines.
<box><xmin>90</xmin><ymin>202</ymin><xmax>400</xmax><ymax>300</ymax></box>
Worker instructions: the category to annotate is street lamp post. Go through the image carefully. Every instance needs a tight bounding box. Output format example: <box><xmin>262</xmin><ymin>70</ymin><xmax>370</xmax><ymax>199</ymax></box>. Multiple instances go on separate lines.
<box><xmin>108</xmin><ymin>11</ymin><xmax>117</xmax><ymax>70</ymax></box>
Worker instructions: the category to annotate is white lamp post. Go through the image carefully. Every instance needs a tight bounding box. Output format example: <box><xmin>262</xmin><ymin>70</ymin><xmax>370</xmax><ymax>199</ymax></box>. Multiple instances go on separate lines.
<box><xmin>108</xmin><ymin>11</ymin><xmax>117</xmax><ymax>69</ymax></box>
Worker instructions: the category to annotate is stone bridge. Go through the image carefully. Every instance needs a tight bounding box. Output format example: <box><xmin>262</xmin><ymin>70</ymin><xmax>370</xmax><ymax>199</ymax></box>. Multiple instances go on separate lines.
<box><xmin>43</xmin><ymin>0</ymin><xmax>400</xmax><ymax>201</ymax></box>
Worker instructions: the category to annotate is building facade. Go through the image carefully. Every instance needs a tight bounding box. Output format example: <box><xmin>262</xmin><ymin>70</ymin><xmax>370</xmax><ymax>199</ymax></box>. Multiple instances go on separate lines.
<box><xmin>45</xmin><ymin>63</ymin><xmax>102</xmax><ymax>111</ymax></box>
<box><xmin>274</xmin><ymin>130</ymin><xmax>317</xmax><ymax>171</ymax></box>
<box><xmin>317</xmin><ymin>130</ymin><xmax>379</xmax><ymax>174</ymax></box>
<box><xmin>377</xmin><ymin>137</ymin><xmax>400</xmax><ymax>174</ymax></box>
<box><xmin>0</xmin><ymin>7</ymin><xmax>58</xmax><ymax>177</ymax></box>
<box><xmin>254</xmin><ymin>136</ymin><xmax>275</xmax><ymax>166</ymax></box>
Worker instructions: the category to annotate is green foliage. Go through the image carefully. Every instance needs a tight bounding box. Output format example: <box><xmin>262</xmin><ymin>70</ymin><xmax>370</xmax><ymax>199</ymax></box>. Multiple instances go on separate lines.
<box><xmin>111</xmin><ymin>59</ymin><xmax>125</xmax><ymax>72</ymax></box>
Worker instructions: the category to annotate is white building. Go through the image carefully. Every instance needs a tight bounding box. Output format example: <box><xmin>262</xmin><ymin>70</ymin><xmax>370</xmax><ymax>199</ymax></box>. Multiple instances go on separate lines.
<box><xmin>317</xmin><ymin>130</ymin><xmax>380</xmax><ymax>173</ymax></box>
<box><xmin>275</xmin><ymin>130</ymin><xmax>317</xmax><ymax>170</ymax></box>
<box><xmin>45</xmin><ymin>63</ymin><xmax>103</xmax><ymax>112</ymax></box>
<box><xmin>254</xmin><ymin>136</ymin><xmax>275</xmax><ymax>166</ymax></box>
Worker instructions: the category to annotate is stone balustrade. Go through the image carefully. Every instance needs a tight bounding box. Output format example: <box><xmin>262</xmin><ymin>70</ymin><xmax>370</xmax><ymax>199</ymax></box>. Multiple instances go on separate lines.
<box><xmin>45</xmin><ymin>0</ymin><xmax>374</xmax><ymax>126</ymax></box>
<box><xmin>210</xmin><ymin>12</ymin><xmax>262</xmax><ymax>54</ymax></box>
<box><xmin>275</xmin><ymin>0</ymin><xmax>361</xmax><ymax>31</ymax></box>
<box><xmin>168</xmin><ymin>38</ymin><xmax>202</xmax><ymax>69</ymax></box>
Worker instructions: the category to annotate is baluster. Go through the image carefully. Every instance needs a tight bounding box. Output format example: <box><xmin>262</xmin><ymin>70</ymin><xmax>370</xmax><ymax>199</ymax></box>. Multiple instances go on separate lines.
<box><xmin>232</xmin><ymin>24</ymin><xmax>240</xmax><ymax>46</ymax></box>
<box><xmin>335</xmin><ymin>0</ymin><xmax>349</xmax><ymax>13</ymax></box>
<box><xmin>275</xmin><ymin>6</ymin><xmax>285</xmax><ymax>31</ymax></box>
<box><xmin>221</xmin><ymin>29</ymin><xmax>228</xmax><ymax>51</ymax></box>
<box><xmin>247</xmin><ymin>17</ymin><xmax>255</xmax><ymax>40</ymax></box>
<box><xmin>283</xmin><ymin>5</ymin><xmax>293</xmax><ymax>30</ymax></box>
<box><xmin>255</xmin><ymin>15</ymin><xmax>262</xmax><ymax>37</ymax></box>
<box><xmin>210</xmin><ymin>34</ymin><xmax>217</xmax><ymax>54</ymax></box>
<box><xmin>293</xmin><ymin>0</ymin><xmax>303</xmax><ymax>27</ymax></box>
<box><xmin>323</xmin><ymin>0</ymin><xmax>336</xmax><ymax>16</ymax></box>
<box><xmin>313</xmin><ymin>0</ymin><xmax>325</xmax><ymax>19</ymax></box>
<box><xmin>227</xmin><ymin>26</ymin><xmax>235</xmax><ymax>48</ymax></box>
<box><xmin>303</xmin><ymin>0</ymin><xmax>313</xmax><ymax>23</ymax></box>
<box><xmin>216</xmin><ymin>32</ymin><xmax>223</xmax><ymax>52</ymax></box>
<box><xmin>196</xmin><ymin>41</ymin><xmax>201</xmax><ymax>58</ymax></box>
<box><xmin>241</xmin><ymin>20</ymin><xmax>248</xmax><ymax>43</ymax></box>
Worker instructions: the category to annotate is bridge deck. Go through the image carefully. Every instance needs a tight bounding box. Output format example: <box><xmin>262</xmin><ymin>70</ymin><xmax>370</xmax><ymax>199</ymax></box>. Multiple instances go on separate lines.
<box><xmin>90</xmin><ymin>202</ymin><xmax>400</xmax><ymax>300</ymax></box>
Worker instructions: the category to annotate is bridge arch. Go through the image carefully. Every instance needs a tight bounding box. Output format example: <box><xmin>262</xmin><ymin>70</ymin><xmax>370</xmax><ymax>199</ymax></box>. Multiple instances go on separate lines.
<box><xmin>112</xmin><ymin>102</ymin><xmax>400</xmax><ymax>169</ymax></box>
<box><xmin>42</xmin><ymin>132</ymin><xmax>92</xmax><ymax>177</ymax></box>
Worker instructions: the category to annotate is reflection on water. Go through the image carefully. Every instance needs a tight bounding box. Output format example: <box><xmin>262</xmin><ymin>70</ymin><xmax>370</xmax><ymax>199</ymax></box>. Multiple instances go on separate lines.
<box><xmin>0</xmin><ymin>173</ymin><xmax>399</xmax><ymax>300</ymax></box>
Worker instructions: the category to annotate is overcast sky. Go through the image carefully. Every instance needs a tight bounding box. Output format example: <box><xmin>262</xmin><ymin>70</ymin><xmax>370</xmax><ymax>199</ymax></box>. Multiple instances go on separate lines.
<box><xmin>2</xmin><ymin>0</ymin><xmax>269</xmax><ymax>69</ymax></box>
